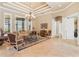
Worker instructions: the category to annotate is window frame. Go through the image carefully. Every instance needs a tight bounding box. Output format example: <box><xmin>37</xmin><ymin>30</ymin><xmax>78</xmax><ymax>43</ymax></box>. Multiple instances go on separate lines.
<box><xmin>4</xmin><ymin>13</ymin><xmax>12</xmax><ymax>32</ymax></box>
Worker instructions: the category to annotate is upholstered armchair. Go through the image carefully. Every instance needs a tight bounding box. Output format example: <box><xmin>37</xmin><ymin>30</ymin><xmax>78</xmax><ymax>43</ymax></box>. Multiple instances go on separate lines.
<box><xmin>8</xmin><ymin>33</ymin><xmax>25</xmax><ymax>51</ymax></box>
<box><xmin>40</xmin><ymin>30</ymin><xmax>48</xmax><ymax>37</ymax></box>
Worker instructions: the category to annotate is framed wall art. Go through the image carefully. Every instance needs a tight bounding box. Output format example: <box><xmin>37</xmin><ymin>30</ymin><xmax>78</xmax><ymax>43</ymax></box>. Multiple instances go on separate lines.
<box><xmin>41</xmin><ymin>23</ymin><xmax>48</xmax><ymax>29</ymax></box>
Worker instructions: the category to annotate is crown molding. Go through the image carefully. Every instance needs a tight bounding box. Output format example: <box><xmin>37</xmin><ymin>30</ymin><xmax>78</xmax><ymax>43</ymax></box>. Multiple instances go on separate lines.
<box><xmin>34</xmin><ymin>3</ymin><xmax>48</xmax><ymax>11</ymax></box>
<box><xmin>34</xmin><ymin>7</ymin><xmax>51</xmax><ymax>15</ymax></box>
<box><xmin>0</xmin><ymin>2</ymin><xmax>74</xmax><ymax>17</ymax></box>
<box><xmin>0</xmin><ymin>5</ymin><xmax>26</xmax><ymax>15</ymax></box>
<box><xmin>36</xmin><ymin>2</ymin><xmax>74</xmax><ymax>17</ymax></box>
<box><xmin>3</xmin><ymin>3</ymin><xmax>30</xmax><ymax>13</ymax></box>
<box><xmin>16</xmin><ymin>2</ymin><xmax>32</xmax><ymax>10</ymax></box>
<box><xmin>34</xmin><ymin>6</ymin><xmax>50</xmax><ymax>13</ymax></box>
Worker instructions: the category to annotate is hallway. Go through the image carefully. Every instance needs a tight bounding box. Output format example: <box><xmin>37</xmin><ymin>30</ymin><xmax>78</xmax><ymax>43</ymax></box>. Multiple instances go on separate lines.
<box><xmin>0</xmin><ymin>38</ymin><xmax>79</xmax><ymax>57</ymax></box>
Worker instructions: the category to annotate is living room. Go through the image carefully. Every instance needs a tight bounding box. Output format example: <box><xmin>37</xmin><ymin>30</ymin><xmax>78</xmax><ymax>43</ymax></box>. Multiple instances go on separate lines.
<box><xmin>0</xmin><ymin>2</ymin><xmax>79</xmax><ymax>57</ymax></box>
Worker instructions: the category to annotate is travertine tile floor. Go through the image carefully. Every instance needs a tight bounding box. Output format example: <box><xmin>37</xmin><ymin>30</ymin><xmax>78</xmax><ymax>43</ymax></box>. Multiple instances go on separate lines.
<box><xmin>0</xmin><ymin>38</ymin><xmax>79</xmax><ymax>57</ymax></box>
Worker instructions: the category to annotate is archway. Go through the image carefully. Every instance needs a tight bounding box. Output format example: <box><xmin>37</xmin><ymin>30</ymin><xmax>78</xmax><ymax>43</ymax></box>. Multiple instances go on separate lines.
<box><xmin>55</xmin><ymin>16</ymin><xmax>62</xmax><ymax>38</ymax></box>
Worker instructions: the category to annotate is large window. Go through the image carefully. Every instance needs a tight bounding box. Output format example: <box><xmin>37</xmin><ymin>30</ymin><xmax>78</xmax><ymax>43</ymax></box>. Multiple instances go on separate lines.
<box><xmin>16</xmin><ymin>18</ymin><xmax>25</xmax><ymax>32</ymax></box>
<box><xmin>4</xmin><ymin>15</ymin><xmax>11</xmax><ymax>32</ymax></box>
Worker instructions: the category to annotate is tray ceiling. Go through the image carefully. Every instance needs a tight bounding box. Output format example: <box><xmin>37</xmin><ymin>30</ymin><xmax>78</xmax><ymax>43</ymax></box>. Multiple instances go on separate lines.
<box><xmin>21</xmin><ymin>2</ymin><xmax>46</xmax><ymax>9</ymax></box>
<box><xmin>21</xmin><ymin>2</ymin><xmax>72</xmax><ymax>15</ymax></box>
<box><xmin>2</xmin><ymin>2</ymin><xmax>73</xmax><ymax>16</ymax></box>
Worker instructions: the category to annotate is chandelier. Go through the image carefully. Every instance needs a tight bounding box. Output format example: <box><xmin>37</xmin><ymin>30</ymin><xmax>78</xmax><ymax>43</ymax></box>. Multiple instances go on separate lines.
<box><xmin>26</xmin><ymin>12</ymin><xmax>35</xmax><ymax>21</ymax></box>
<box><xmin>26</xmin><ymin>3</ymin><xmax>35</xmax><ymax>21</ymax></box>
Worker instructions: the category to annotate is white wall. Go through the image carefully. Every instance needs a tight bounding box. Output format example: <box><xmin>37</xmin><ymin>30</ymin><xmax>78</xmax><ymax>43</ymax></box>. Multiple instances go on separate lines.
<box><xmin>62</xmin><ymin>17</ymin><xmax>67</xmax><ymax>39</ymax></box>
<box><xmin>52</xmin><ymin>18</ymin><xmax>56</xmax><ymax>37</ymax></box>
<box><xmin>64</xmin><ymin>17</ymin><xmax>74</xmax><ymax>39</ymax></box>
<box><xmin>32</xmin><ymin>13</ymin><xmax>52</xmax><ymax>32</ymax></box>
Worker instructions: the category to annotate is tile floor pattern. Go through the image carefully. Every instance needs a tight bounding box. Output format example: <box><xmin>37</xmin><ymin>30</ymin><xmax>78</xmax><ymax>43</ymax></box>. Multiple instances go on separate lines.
<box><xmin>0</xmin><ymin>38</ymin><xmax>79</xmax><ymax>57</ymax></box>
